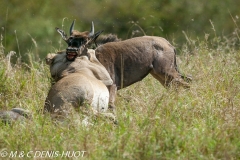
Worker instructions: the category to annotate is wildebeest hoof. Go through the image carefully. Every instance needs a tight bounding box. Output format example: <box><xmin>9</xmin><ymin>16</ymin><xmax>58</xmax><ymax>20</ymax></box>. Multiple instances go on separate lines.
<box><xmin>182</xmin><ymin>75</ymin><xmax>193</xmax><ymax>83</ymax></box>
<box><xmin>170</xmin><ymin>78</ymin><xmax>191</xmax><ymax>89</ymax></box>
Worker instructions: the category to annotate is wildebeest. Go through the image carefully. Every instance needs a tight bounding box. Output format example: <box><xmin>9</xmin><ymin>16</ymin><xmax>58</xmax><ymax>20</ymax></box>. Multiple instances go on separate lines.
<box><xmin>44</xmin><ymin>49</ymin><xmax>115</xmax><ymax>121</ymax></box>
<box><xmin>55</xmin><ymin>21</ymin><xmax>192</xmax><ymax>113</ymax></box>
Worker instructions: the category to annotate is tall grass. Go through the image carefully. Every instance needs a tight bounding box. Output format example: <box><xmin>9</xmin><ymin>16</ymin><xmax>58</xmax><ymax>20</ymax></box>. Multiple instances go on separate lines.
<box><xmin>0</xmin><ymin>32</ymin><xmax>239</xmax><ymax>160</ymax></box>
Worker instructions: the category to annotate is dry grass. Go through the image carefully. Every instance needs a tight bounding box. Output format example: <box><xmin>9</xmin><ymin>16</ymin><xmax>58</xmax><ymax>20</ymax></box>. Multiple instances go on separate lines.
<box><xmin>0</xmin><ymin>36</ymin><xmax>239</xmax><ymax>159</ymax></box>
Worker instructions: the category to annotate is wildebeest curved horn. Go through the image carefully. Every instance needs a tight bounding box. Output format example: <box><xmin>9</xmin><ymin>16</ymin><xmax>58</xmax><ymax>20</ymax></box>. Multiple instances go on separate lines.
<box><xmin>70</xmin><ymin>20</ymin><xmax>75</xmax><ymax>35</ymax></box>
<box><xmin>89</xmin><ymin>21</ymin><xmax>94</xmax><ymax>37</ymax></box>
<box><xmin>56</xmin><ymin>27</ymin><xmax>68</xmax><ymax>42</ymax></box>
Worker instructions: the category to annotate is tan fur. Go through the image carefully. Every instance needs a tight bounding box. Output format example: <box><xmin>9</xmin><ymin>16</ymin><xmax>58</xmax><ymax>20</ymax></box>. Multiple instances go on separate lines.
<box><xmin>46</xmin><ymin>50</ymin><xmax>113</xmax><ymax>86</ymax></box>
<box><xmin>44</xmin><ymin>49</ymin><xmax>114</xmax><ymax>119</ymax></box>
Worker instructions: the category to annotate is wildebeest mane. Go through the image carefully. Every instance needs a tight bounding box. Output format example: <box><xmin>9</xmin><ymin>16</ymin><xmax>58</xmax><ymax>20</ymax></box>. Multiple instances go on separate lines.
<box><xmin>92</xmin><ymin>34</ymin><xmax>121</xmax><ymax>48</ymax></box>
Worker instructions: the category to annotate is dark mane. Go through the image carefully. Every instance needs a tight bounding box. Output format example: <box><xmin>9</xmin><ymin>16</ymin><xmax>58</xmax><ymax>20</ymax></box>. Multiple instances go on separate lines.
<box><xmin>95</xmin><ymin>34</ymin><xmax>121</xmax><ymax>46</ymax></box>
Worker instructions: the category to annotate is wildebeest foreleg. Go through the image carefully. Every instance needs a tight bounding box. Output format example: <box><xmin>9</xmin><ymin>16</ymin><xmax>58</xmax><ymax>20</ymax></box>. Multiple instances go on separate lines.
<box><xmin>108</xmin><ymin>84</ymin><xmax>117</xmax><ymax>115</ymax></box>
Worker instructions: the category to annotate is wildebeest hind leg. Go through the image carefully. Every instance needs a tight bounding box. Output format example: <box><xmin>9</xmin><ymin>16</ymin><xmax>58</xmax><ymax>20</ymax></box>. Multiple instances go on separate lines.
<box><xmin>150</xmin><ymin>71</ymin><xmax>167</xmax><ymax>86</ymax></box>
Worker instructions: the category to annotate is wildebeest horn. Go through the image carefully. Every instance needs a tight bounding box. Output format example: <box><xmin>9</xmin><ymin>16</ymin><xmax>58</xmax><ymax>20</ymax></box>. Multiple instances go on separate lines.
<box><xmin>70</xmin><ymin>20</ymin><xmax>75</xmax><ymax>35</ymax></box>
<box><xmin>56</xmin><ymin>27</ymin><xmax>68</xmax><ymax>41</ymax></box>
<box><xmin>89</xmin><ymin>21</ymin><xmax>94</xmax><ymax>37</ymax></box>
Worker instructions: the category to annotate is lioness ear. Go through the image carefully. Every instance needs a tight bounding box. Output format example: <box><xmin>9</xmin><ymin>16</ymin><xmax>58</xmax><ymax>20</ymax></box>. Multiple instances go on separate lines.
<box><xmin>55</xmin><ymin>27</ymin><xmax>68</xmax><ymax>42</ymax></box>
<box><xmin>45</xmin><ymin>53</ymin><xmax>57</xmax><ymax>65</ymax></box>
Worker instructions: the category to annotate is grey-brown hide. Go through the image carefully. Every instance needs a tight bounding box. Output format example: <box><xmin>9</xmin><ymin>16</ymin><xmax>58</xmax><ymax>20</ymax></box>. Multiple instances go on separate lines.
<box><xmin>94</xmin><ymin>36</ymin><xmax>192</xmax><ymax>111</ymax></box>
<box><xmin>95</xmin><ymin>36</ymin><xmax>191</xmax><ymax>88</ymax></box>
<box><xmin>44</xmin><ymin>49</ymin><xmax>113</xmax><ymax>117</ymax></box>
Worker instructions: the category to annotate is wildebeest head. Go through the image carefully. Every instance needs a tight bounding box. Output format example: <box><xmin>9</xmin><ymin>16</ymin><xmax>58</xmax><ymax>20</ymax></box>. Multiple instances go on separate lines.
<box><xmin>56</xmin><ymin>20</ymin><xmax>103</xmax><ymax>61</ymax></box>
